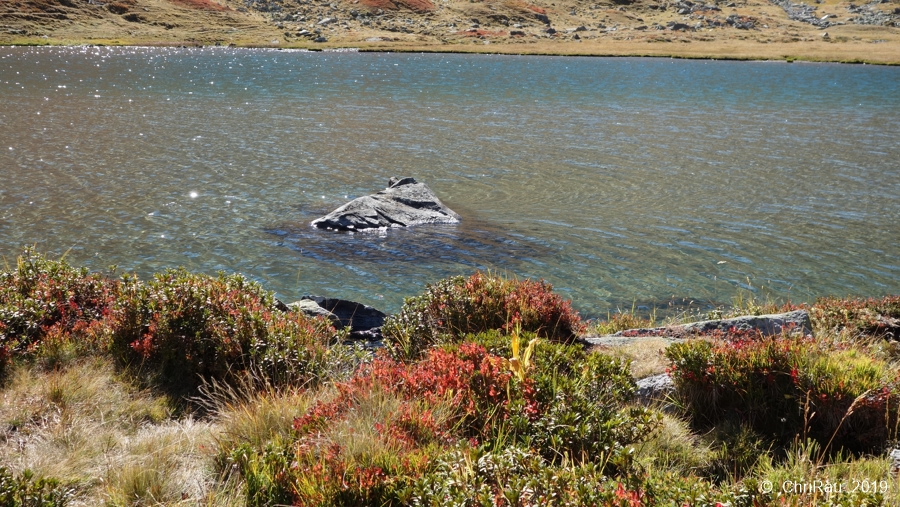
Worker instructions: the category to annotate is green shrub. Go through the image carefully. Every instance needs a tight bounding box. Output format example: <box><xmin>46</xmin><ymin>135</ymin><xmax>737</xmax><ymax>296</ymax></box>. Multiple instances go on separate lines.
<box><xmin>665</xmin><ymin>331</ymin><xmax>900</xmax><ymax>453</ymax></box>
<box><xmin>382</xmin><ymin>272</ymin><xmax>584</xmax><ymax>360</ymax></box>
<box><xmin>409</xmin><ymin>446</ymin><xmax>771</xmax><ymax>507</ymax></box>
<box><xmin>0</xmin><ymin>250</ymin><xmax>360</xmax><ymax>398</ymax></box>
<box><xmin>0</xmin><ymin>468</ymin><xmax>71</xmax><ymax>507</ymax></box>
<box><xmin>407</xmin><ymin>446</ymin><xmax>624</xmax><ymax>506</ymax></box>
<box><xmin>502</xmin><ymin>338</ymin><xmax>661</xmax><ymax>470</ymax></box>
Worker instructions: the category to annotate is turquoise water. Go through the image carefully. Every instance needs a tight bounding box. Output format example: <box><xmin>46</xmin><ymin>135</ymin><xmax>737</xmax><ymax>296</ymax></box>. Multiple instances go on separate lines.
<box><xmin>1</xmin><ymin>46</ymin><xmax>898</xmax><ymax>316</ymax></box>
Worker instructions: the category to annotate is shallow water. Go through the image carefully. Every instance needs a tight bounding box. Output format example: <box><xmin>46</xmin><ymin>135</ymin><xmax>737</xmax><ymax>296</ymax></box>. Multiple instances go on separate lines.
<box><xmin>1</xmin><ymin>46</ymin><xmax>898</xmax><ymax>316</ymax></box>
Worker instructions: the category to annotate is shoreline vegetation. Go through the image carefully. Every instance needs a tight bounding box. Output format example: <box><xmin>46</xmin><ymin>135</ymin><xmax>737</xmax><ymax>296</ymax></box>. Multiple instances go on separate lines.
<box><xmin>3</xmin><ymin>0</ymin><xmax>900</xmax><ymax>65</ymax></box>
<box><xmin>2</xmin><ymin>249</ymin><xmax>899</xmax><ymax>506</ymax></box>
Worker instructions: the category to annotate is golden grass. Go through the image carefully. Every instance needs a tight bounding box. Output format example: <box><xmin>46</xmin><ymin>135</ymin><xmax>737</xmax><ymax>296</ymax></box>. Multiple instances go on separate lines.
<box><xmin>634</xmin><ymin>411</ymin><xmax>713</xmax><ymax>475</ymax></box>
<box><xmin>599</xmin><ymin>337</ymin><xmax>672</xmax><ymax>379</ymax></box>
<box><xmin>0</xmin><ymin>358</ymin><xmax>243</xmax><ymax>506</ymax></box>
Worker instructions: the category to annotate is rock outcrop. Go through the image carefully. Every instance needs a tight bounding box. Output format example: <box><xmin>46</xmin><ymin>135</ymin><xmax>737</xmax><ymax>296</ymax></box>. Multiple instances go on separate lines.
<box><xmin>298</xmin><ymin>295</ymin><xmax>386</xmax><ymax>340</ymax></box>
<box><xmin>311</xmin><ymin>177</ymin><xmax>460</xmax><ymax>231</ymax></box>
<box><xmin>635</xmin><ymin>373</ymin><xmax>675</xmax><ymax>404</ymax></box>
<box><xmin>583</xmin><ymin>310</ymin><xmax>813</xmax><ymax>347</ymax></box>
<box><xmin>288</xmin><ymin>299</ymin><xmax>345</xmax><ymax>329</ymax></box>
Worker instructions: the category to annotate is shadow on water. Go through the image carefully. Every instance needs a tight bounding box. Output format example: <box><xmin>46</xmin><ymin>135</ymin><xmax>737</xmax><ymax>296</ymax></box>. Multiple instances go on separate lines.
<box><xmin>266</xmin><ymin>212</ymin><xmax>556</xmax><ymax>273</ymax></box>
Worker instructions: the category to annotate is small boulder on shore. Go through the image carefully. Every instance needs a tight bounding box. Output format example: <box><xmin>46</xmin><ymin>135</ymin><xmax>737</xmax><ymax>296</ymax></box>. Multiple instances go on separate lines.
<box><xmin>311</xmin><ymin>177</ymin><xmax>461</xmax><ymax>231</ymax></box>
<box><xmin>582</xmin><ymin>310</ymin><xmax>813</xmax><ymax>346</ymax></box>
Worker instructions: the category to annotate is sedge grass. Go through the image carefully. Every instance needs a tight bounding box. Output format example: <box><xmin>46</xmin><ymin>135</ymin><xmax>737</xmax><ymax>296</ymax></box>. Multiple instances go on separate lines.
<box><xmin>0</xmin><ymin>358</ymin><xmax>242</xmax><ymax>506</ymax></box>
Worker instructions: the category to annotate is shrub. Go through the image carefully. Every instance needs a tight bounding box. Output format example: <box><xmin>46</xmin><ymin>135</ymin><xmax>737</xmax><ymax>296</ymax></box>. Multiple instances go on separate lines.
<box><xmin>382</xmin><ymin>272</ymin><xmax>584</xmax><ymax>360</ymax></box>
<box><xmin>293</xmin><ymin>343</ymin><xmax>511</xmax><ymax>446</ymax></box>
<box><xmin>0</xmin><ymin>248</ymin><xmax>118</xmax><ymax>376</ymax></box>
<box><xmin>407</xmin><ymin>446</ymin><xmax>625</xmax><ymax>506</ymax></box>
<box><xmin>222</xmin><ymin>334</ymin><xmax>664</xmax><ymax>506</ymax></box>
<box><xmin>108</xmin><ymin>268</ymin><xmax>348</xmax><ymax>395</ymax></box>
<box><xmin>501</xmin><ymin>338</ymin><xmax>661</xmax><ymax>470</ymax></box>
<box><xmin>0</xmin><ymin>468</ymin><xmax>72</xmax><ymax>507</ymax></box>
<box><xmin>665</xmin><ymin>331</ymin><xmax>900</xmax><ymax>453</ymax></box>
<box><xmin>409</xmin><ymin>446</ymin><xmax>772</xmax><ymax>507</ymax></box>
<box><xmin>0</xmin><ymin>250</ymin><xmax>360</xmax><ymax>398</ymax></box>
<box><xmin>228</xmin><ymin>345</ymin><xmax>508</xmax><ymax>506</ymax></box>
<box><xmin>811</xmin><ymin>295</ymin><xmax>900</xmax><ymax>339</ymax></box>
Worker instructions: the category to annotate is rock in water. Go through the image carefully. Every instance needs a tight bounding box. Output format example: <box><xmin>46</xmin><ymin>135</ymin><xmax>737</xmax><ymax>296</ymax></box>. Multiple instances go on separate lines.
<box><xmin>311</xmin><ymin>177</ymin><xmax>461</xmax><ymax>231</ymax></box>
<box><xmin>300</xmin><ymin>295</ymin><xmax>386</xmax><ymax>331</ymax></box>
<box><xmin>288</xmin><ymin>299</ymin><xmax>344</xmax><ymax>329</ymax></box>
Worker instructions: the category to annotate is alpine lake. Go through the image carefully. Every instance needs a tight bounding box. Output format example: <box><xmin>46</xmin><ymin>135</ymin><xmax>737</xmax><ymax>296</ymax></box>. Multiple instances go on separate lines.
<box><xmin>2</xmin><ymin>46</ymin><xmax>898</xmax><ymax>318</ymax></box>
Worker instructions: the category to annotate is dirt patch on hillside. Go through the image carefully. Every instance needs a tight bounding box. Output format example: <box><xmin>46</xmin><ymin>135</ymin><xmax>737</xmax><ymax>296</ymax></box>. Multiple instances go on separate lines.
<box><xmin>358</xmin><ymin>0</ymin><xmax>435</xmax><ymax>13</ymax></box>
<box><xmin>458</xmin><ymin>28</ymin><xmax>508</xmax><ymax>37</ymax></box>
<box><xmin>169</xmin><ymin>0</ymin><xmax>230</xmax><ymax>11</ymax></box>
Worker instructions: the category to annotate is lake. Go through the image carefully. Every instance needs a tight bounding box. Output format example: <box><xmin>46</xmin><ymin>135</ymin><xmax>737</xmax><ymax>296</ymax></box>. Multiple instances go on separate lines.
<box><xmin>1</xmin><ymin>46</ymin><xmax>898</xmax><ymax>317</ymax></box>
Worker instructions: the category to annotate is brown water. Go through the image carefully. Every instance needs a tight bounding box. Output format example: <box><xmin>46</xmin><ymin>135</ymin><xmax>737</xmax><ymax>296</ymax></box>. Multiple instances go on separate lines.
<box><xmin>2</xmin><ymin>46</ymin><xmax>898</xmax><ymax>316</ymax></box>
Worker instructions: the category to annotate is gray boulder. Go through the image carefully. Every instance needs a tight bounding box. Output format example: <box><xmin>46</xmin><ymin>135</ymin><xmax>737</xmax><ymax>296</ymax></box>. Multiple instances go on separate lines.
<box><xmin>635</xmin><ymin>373</ymin><xmax>675</xmax><ymax>404</ymax></box>
<box><xmin>312</xmin><ymin>177</ymin><xmax>460</xmax><ymax>231</ymax></box>
<box><xmin>680</xmin><ymin>310</ymin><xmax>812</xmax><ymax>336</ymax></box>
<box><xmin>288</xmin><ymin>299</ymin><xmax>343</xmax><ymax>329</ymax></box>
<box><xmin>583</xmin><ymin>310</ymin><xmax>813</xmax><ymax>346</ymax></box>
<box><xmin>301</xmin><ymin>296</ymin><xmax>386</xmax><ymax>335</ymax></box>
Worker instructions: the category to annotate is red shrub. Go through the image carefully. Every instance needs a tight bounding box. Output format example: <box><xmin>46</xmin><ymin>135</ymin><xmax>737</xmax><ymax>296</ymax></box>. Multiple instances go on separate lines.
<box><xmin>811</xmin><ymin>295</ymin><xmax>900</xmax><ymax>338</ymax></box>
<box><xmin>287</xmin><ymin>344</ymin><xmax>512</xmax><ymax>505</ymax></box>
<box><xmin>666</xmin><ymin>332</ymin><xmax>900</xmax><ymax>452</ymax></box>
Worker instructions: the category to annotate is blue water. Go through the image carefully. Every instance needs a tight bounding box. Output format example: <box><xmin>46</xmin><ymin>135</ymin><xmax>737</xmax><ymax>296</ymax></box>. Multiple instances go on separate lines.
<box><xmin>1</xmin><ymin>46</ymin><xmax>899</xmax><ymax>316</ymax></box>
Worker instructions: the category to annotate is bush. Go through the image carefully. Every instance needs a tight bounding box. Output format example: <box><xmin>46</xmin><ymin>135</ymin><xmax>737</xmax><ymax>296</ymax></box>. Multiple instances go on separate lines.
<box><xmin>811</xmin><ymin>295</ymin><xmax>900</xmax><ymax>339</ymax></box>
<box><xmin>666</xmin><ymin>331</ymin><xmax>900</xmax><ymax>453</ymax></box>
<box><xmin>224</xmin><ymin>333</ymin><xmax>665</xmax><ymax>506</ymax></box>
<box><xmin>382</xmin><ymin>272</ymin><xmax>584</xmax><ymax>360</ymax></box>
<box><xmin>500</xmin><ymin>337</ymin><xmax>661</xmax><ymax>470</ymax></box>
<box><xmin>0</xmin><ymin>250</ymin><xmax>360</xmax><ymax>398</ymax></box>
<box><xmin>0</xmin><ymin>468</ymin><xmax>71</xmax><ymax>507</ymax></box>
<box><xmin>0</xmin><ymin>248</ymin><xmax>118</xmax><ymax>376</ymax></box>
<box><xmin>409</xmin><ymin>446</ymin><xmax>774</xmax><ymax>507</ymax></box>
<box><xmin>108</xmin><ymin>268</ymin><xmax>349</xmax><ymax>395</ymax></box>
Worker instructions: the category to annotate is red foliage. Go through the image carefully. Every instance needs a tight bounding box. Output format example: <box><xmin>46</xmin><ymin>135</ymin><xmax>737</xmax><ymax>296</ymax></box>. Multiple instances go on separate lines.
<box><xmin>614</xmin><ymin>483</ymin><xmax>645</xmax><ymax>507</ymax></box>
<box><xmin>458</xmin><ymin>272</ymin><xmax>584</xmax><ymax>340</ymax></box>
<box><xmin>294</xmin><ymin>343</ymin><xmax>512</xmax><ymax>441</ymax></box>
<box><xmin>812</xmin><ymin>295</ymin><xmax>900</xmax><ymax>338</ymax></box>
<box><xmin>287</xmin><ymin>344</ymin><xmax>518</xmax><ymax>505</ymax></box>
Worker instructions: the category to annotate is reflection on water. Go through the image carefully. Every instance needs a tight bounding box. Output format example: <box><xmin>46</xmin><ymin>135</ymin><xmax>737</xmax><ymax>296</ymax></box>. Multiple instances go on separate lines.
<box><xmin>1</xmin><ymin>46</ymin><xmax>899</xmax><ymax>317</ymax></box>
<box><xmin>269</xmin><ymin>214</ymin><xmax>554</xmax><ymax>269</ymax></box>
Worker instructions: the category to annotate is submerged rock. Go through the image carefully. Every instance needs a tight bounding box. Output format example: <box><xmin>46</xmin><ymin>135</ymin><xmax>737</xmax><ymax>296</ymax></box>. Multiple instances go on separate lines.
<box><xmin>311</xmin><ymin>177</ymin><xmax>461</xmax><ymax>231</ymax></box>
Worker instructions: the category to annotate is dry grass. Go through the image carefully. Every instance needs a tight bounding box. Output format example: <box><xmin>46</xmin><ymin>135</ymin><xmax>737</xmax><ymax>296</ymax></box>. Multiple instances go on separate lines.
<box><xmin>635</xmin><ymin>411</ymin><xmax>713</xmax><ymax>476</ymax></box>
<box><xmin>207</xmin><ymin>378</ymin><xmax>315</xmax><ymax>457</ymax></box>
<box><xmin>0</xmin><ymin>358</ymin><xmax>243</xmax><ymax>506</ymax></box>
<box><xmin>598</xmin><ymin>337</ymin><xmax>672</xmax><ymax>379</ymax></box>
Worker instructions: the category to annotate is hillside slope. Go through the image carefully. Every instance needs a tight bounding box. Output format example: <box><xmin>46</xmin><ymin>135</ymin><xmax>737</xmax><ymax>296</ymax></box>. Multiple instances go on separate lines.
<box><xmin>2</xmin><ymin>0</ymin><xmax>900</xmax><ymax>62</ymax></box>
